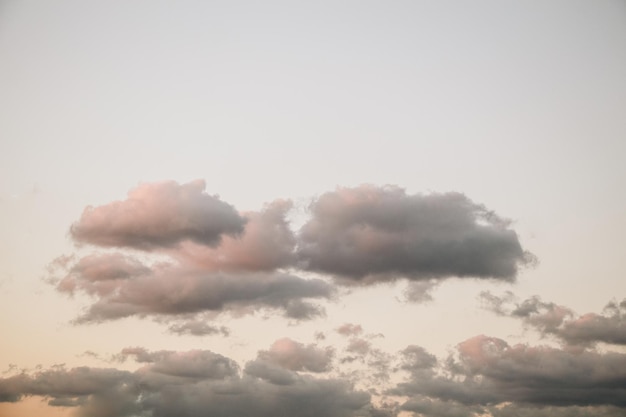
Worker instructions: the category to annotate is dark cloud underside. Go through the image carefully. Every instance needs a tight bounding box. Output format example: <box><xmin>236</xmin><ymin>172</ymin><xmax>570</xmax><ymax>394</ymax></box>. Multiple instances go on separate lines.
<box><xmin>298</xmin><ymin>185</ymin><xmax>531</xmax><ymax>283</ymax></box>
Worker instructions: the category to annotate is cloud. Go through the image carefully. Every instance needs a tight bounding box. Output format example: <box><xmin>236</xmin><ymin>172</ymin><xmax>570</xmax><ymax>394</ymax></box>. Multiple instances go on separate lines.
<box><xmin>399</xmin><ymin>345</ymin><xmax>437</xmax><ymax>371</ymax></box>
<box><xmin>0</xmin><ymin>367</ymin><xmax>136</xmax><ymax>414</ymax></box>
<box><xmin>392</xmin><ymin>335</ymin><xmax>626</xmax><ymax>415</ymax></box>
<box><xmin>297</xmin><ymin>185</ymin><xmax>531</xmax><ymax>283</ymax></box>
<box><xmin>256</xmin><ymin>338</ymin><xmax>333</xmax><ymax>372</ymax></box>
<box><xmin>347</xmin><ymin>338</ymin><xmax>372</xmax><ymax>356</ymax></box>
<box><xmin>167</xmin><ymin>320</ymin><xmax>230</xmax><ymax>337</ymax></box>
<box><xmin>0</xmin><ymin>348</ymin><xmax>386</xmax><ymax>417</ymax></box>
<box><xmin>403</xmin><ymin>280</ymin><xmax>440</xmax><ymax>303</ymax></box>
<box><xmin>480</xmin><ymin>292</ymin><xmax>626</xmax><ymax>348</ymax></box>
<box><xmin>337</xmin><ymin>323</ymin><xmax>364</xmax><ymax>337</ymax></box>
<box><xmin>70</xmin><ymin>180</ymin><xmax>246</xmax><ymax>249</ymax></box>
<box><xmin>52</xmin><ymin>182</ymin><xmax>537</xmax><ymax>328</ymax></box>
<box><xmin>172</xmin><ymin>199</ymin><xmax>296</xmax><ymax>272</ymax></box>
<box><xmin>53</xmin><ymin>253</ymin><xmax>333</xmax><ymax>323</ymax></box>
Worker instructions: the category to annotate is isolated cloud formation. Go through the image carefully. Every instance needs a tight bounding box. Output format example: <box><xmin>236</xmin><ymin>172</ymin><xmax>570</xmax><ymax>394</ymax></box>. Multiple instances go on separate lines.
<box><xmin>298</xmin><ymin>185</ymin><xmax>530</xmax><ymax>283</ymax></box>
<box><xmin>0</xmin><ymin>346</ymin><xmax>385</xmax><ymax>417</ymax></box>
<box><xmin>480</xmin><ymin>292</ymin><xmax>626</xmax><ymax>348</ymax></box>
<box><xmin>71</xmin><ymin>180</ymin><xmax>246</xmax><ymax>249</ymax></box>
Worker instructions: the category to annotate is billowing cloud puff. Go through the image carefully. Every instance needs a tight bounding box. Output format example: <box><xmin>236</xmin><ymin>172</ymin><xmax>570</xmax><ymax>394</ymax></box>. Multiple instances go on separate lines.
<box><xmin>173</xmin><ymin>199</ymin><xmax>296</xmax><ymax>272</ymax></box>
<box><xmin>256</xmin><ymin>338</ymin><xmax>333</xmax><ymax>373</ymax></box>
<box><xmin>71</xmin><ymin>180</ymin><xmax>246</xmax><ymax>249</ymax></box>
<box><xmin>54</xmin><ymin>253</ymin><xmax>333</xmax><ymax>323</ymax></box>
<box><xmin>392</xmin><ymin>335</ymin><xmax>626</xmax><ymax>416</ymax></box>
<box><xmin>0</xmin><ymin>348</ymin><xmax>386</xmax><ymax>417</ymax></box>
<box><xmin>297</xmin><ymin>185</ymin><xmax>531</xmax><ymax>283</ymax></box>
<box><xmin>337</xmin><ymin>323</ymin><xmax>364</xmax><ymax>337</ymax></box>
<box><xmin>480</xmin><ymin>292</ymin><xmax>626</xmax><ymax>348</ymax></box>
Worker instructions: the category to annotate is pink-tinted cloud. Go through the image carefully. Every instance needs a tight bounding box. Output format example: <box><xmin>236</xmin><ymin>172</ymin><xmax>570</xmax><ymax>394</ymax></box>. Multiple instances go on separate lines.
<box><xmin>71</xmin><ymin>180</ymin><xmax>246</xmax><ymax>249</ymax></box>
<box><xmin>480</xmin><ymin>292</ymin><xmax>626</xmax><ymax>348</ymax></box>
<box><xmin>172</xmin><ymin>199</ymin><xmax>296</xmax><ymax>272</ymax></box>
<box><xmin>256</xmin><ymin>338</ymin><xmax>333</xmax><ymax>373</ymax></box>
<box><xmin>0</xmin><ymin>348</ymin><xmax>387</xmax><ymax>417</ymax></box>
<box><xmin>53</xmin><ymin>253</ymin><xmax>333</xmax><ymax>323</ymax></box>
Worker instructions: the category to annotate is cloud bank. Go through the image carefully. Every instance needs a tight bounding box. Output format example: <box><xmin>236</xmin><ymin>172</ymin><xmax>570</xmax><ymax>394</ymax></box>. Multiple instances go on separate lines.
<box><xmin>51</xmin><ymin>181</ymin><xmax>534</xmax><ymax>325</ymax></box>
<box><xmin>0</xmin><ymin>343</ymin><xmax>386</xmax><ymax>417</ymax></box>
<box><xmin>393</xmin><ymin>335</ymin><xmax>626</xmax><ymax>416</ymax></box>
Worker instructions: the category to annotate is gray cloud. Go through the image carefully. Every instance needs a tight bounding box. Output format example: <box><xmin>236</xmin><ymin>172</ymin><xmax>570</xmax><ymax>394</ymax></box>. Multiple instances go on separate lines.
<box><xmin>297</xmin><ymin>185</ymin><xmax>531</xmax><ymax>283</ymax></box>
<box><xmin>70</xmin><ymin>180</ymin><xmax>246</xmax><ymax>249</ymax></box>
<box><xmin>167</xmin><ymin>320</ymin><xmax>230</xmax><ymax>337</ymax></box>
<box><xmin>0</xmin><ymin>367</ymin><xmax>136</xmax><ymax>414</ymax></box>
<box><xmin>480</xmin><ymin>292</ymin><xmax>626</xmax><ymax>348</ymax></box>
<box><xmin>0</xmin><ymin>348</ymin><xmax>385</xmax><ymax>417</ymax></box>
<box><xmin>488</xmin><ymin>404</ymin><xmax>626</xmax><ymax>417</ymax></box>
<box><xmin>257</xmin><ymin>338</ymin><xmax>333</xmax><ymax>373</ymax></box>
<box><xmin>347</xmin><ymin>338</ymin><xmax>371</xmax><ymax>356</ymax></box>
<box><xmin>171</xmin><ymin>199</ymin><xmax>296</xmax><ymax>272</ymax></box>
<box><xmin>403</xmin><ymin>280</ymin><xmax>440</xmax><ymax>303</ymax></box>
<box><xmin>399</xmin><ymin>345</ymin><xmax>437</xmax><ymax>371</ymax></box>
<box><xmin>401</xmin><ymin>396</ymin><xmax>482</xmax><ymax>417</ymax></box>
<box><xmin>53</xmin><ymin>182</ymin><xmax>537</xmax><ymax>329</ymax></box>
<box><xmin>392</xmin><ymin>335</ymin><xmax>626</xmax><ymax>414</ymax></box>
<box><xmin>337</xmin><ymin>323</ymin><xmax>364</xmax><ymax>337</ymax></box>
<box><xmin>54</xmin><ymin>253</ymin><xmax>333</xmax><ymax>323</ymax></box>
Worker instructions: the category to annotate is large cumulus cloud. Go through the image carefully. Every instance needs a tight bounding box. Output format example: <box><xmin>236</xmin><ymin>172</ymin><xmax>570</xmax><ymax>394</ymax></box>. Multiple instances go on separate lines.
<box><xmin>297</xmin><ymin>185</ymin><xmax>531</xmax><ymax>283</ymax></box>
<box><xmin>49</xmin><ymin>181</ymin><xmax>536</xmax><ymax>326</ymax></box>
<box><xmin>0</xmin><ymin>345</ymin><xmax>387</xmax><ymax>417</ymax></box>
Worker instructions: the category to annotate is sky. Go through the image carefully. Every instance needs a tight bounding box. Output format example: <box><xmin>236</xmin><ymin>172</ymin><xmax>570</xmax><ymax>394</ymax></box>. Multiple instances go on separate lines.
<box><xmin>1</xmin><ymin>1</ymin><xmax>625</xmax><ymax>416</ymax></box>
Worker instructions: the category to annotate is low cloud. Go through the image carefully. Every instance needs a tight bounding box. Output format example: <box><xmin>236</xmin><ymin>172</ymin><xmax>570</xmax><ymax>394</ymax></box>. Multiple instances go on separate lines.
<box><xmin>70</xmin><ymin>180</ymin><xmax>246</xmax><ymax>249</ymax></box>
<box><xmin>480</xmin><ymin>292</ymin><xmax>626</xmax><ymax>348</ymax></box>
<box><xmin>167</xmin><ymin>320</ymin><xmax>230</xmax><ymax>337</ymax></box>
<box><xmin>392</xmin><ymin>335</ymin><xmax>626</xmax><ymax>416</ymax></box>
<box><xmin>257</xmin><ymin>338</ymin><xmax>333</xmax><ymax>372</ymax></box>
<box><xmin>297</xmin><ymin>185</ymin><xmax>532</xmax><ymax>283</ymax></box>
<box><xmin>403</xmin><ymin>280</ymin><xmax>440</xmax><ymax>303</ymax></box>
<box><xmin>337</xmin><ymin>323</ymin><xmax>364</xmax><ymax>337</ymax></box>
<box><xmin>53</xmin><ymin>253</ymin><xmax>333</xmax><ymax>323</ymax></box>
<box><xmin>0</xmin><ymin>347</ymin><xmax>385</xmax><ymax>417</ymax></box>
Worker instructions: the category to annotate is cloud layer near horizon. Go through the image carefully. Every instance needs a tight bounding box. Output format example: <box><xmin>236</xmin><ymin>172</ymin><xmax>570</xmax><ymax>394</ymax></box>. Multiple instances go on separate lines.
<box><xmin>393</xmin><ymin>334</ymin><xmax>626</xmax><ymax>417</ymax></box>
<box><xmin>0</xmin><ymin>342</ymin><xmax>386</xmax><ymax>417</ymax></box>
<box><xmin>3</xmin><ymin>332</ymin><xmax>626</xmax><ymax>417</ymax></box>
<box><xmin>50</xmin><ymin>181</ymin><xmax>533</xmax><ymax>325</ymax></box>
